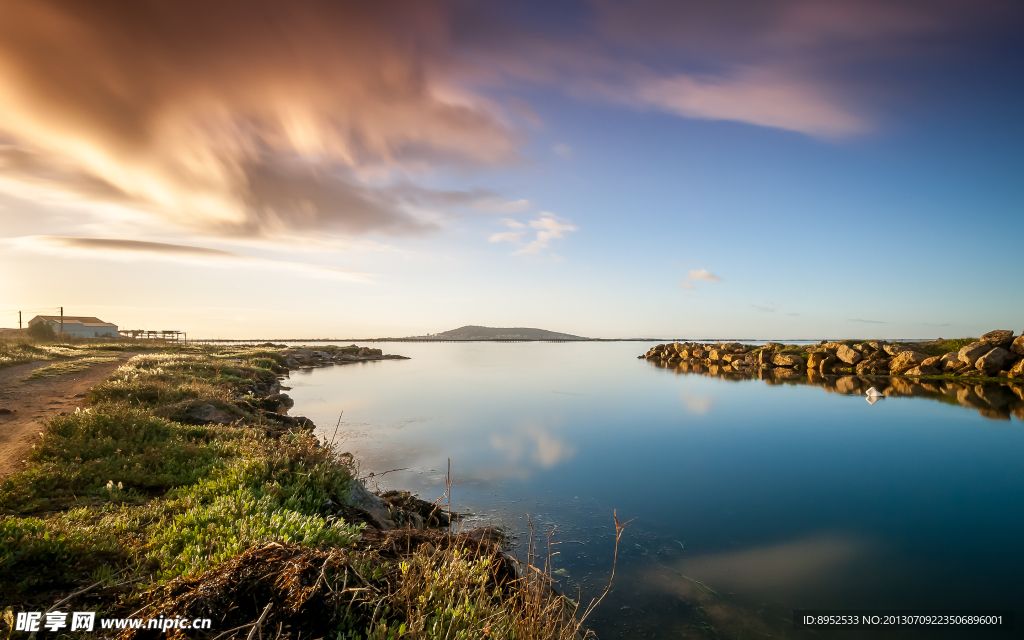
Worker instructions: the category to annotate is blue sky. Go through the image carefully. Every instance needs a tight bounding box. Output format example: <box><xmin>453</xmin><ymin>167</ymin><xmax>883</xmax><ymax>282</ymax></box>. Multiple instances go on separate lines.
<box><xmin>1</xmin><ymin>0</ymin><xmax>1021</xmax><ymax>338</ymax></box>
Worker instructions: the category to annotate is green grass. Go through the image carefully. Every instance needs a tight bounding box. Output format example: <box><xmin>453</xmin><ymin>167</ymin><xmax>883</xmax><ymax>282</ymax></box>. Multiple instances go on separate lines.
<box><xmin>0</xmin><ymin>345</ymin><xmax>587</xmax><ymax>638</ymax></box>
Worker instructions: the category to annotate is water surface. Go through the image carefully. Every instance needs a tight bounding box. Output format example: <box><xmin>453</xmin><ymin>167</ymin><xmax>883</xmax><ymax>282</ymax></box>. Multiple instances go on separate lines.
<box><xmin>285</xmin><ymin>342</ymin><xmax>1024</xmax><ymax>638</ymax></box>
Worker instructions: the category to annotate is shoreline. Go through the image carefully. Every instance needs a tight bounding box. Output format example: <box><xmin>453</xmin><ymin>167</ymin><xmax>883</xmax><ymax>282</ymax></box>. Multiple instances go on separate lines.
<box><xmin>0</xmin><ymin>340</ymin><xmax>590</xmax><ymax>639</ymax></box>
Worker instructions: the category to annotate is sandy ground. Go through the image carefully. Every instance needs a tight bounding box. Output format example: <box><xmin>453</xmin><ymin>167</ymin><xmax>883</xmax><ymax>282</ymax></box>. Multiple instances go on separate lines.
<box><xmin>0</xmin><ymin>353</ymin><xmax>138</xmax><ymax>478</ymax></box>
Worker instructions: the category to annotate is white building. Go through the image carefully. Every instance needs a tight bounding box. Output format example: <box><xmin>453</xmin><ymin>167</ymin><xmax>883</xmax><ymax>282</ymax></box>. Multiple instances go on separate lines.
<box><xmin>28</xmin><ymin>315</ymin><xmax>120</xmax><ymax>338</ymax></box>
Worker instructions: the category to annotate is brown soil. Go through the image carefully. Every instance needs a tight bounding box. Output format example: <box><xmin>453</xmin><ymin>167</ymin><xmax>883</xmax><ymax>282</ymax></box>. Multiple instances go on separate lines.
<box><xmin>0</xmin><ymin>353</ymin><xmax>139</xmax><ymax>477</ymax></box>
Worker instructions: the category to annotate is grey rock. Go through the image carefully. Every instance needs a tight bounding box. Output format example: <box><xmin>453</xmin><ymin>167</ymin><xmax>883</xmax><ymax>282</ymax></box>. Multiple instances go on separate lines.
<box><xmin>186</xmin><ymin>403</ymin><xmax>234</xmax><ymax>425</ymax></box>
<box><xmin>1011</xmin><ymin>335</ymin><xmax>1024</xmax><ymax>356</ymax></box>
<box><xmin>958</xmin><ymin>341</ymin><xmax>992</xmax><ymax>366</ymax></box>
<box><xmin>980</xmin><ymin>330</ymin><xmax>1015</xmax><ymax>348</ymax></box>
<box><xmin>773</xmin><ymin>353</ymin><xmax>806</xmax><ymax>368</ymax></box>
<box><xmin>939</xmin><ymin>352</ymin><xmax>962</xmax><ymax>370</ymax></box>
<box><xmin>347</xmin><ymin>481</ymin><xmax>395</xmax><ymax>530</ymax></box>
<box><xmin>836</xmin><ymin>345</ymin><xmax>862</xmax><ymax>365</ymax></box>
<box><xmin>975</xmin><ymin>347</ymin><xmax>1014</xmax><ymax>375</ymax></box>
<box><xmin>883</xmin><ymin>344</ymin><xmax>908</xmax><ymax>356</ymax></box>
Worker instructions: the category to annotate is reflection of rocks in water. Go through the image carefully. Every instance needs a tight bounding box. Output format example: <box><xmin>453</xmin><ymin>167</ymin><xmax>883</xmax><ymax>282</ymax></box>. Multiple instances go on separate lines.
<box><xmin>644</xmin><ymin>353</ymin><xmax>1024</xmax><ymax>422</ymax></box>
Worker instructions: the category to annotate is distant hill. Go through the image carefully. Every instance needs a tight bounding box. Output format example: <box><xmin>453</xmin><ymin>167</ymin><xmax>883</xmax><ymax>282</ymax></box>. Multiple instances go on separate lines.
<box><xmin>421</xmin><ymin>325</ymin><xmax>587</xmax><ymax>340</ymax></box>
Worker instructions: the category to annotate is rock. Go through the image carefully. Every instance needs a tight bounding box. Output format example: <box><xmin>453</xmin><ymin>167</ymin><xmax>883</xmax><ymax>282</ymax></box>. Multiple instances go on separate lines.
<box><xmin>692</xmin><ymin>348</ymin><xmax>705</xmax><ymax>358</ymax></box>
<box><xmin>980</xmin><ymin>330</ymin><xmax>1015</xmax><ymax>348</ymax></box>
<box><xmin>904</xmin><ymin>365</ymin><xmax>941</xmax><ymax>376</ymax></box>
<box><xmin>866</xmin><ymin>340</ymin><xmax>888</xmax><ymax>351</ymax></box>
<box><xmin>724</xmin><ymin>342</ymin><xmax>745</xmax><ymax>352</ymax></box>
<box><xmin>890</xmin><ymin>351</ymin><xmax>928</xmax><ymax>374</ymax></box>
<box><xmin>958</xmin><ymin>341</ymin><xmax>992</xmax><ymax>366</ymax></box>
<box><xmin>764</xmin><ymin>342</ymin><xmax>783</xmax><ymax>351</ymax></box>
<box><xmin>921</xmin><ymin>355</ymin><xmax>943</xmax><ymax>368</ymax></box>
<box><xmin>297</xmin><ymin>348</ymin><xmax>313</xmax><ymax>357</ymax></box>
<box><xmin>773</xmin><ymin>353</ymin><xmax>806</xmax><ymax>368</ymax></box>
<box><xmin>836</xmin><ymin>345</ymin><xmax>862</xmax><ymax>365</ymax></box>
<box><xmin>975</xmin><ymin>347</ymin><xmax>1014</xmax><ymax>375</ymax></box>
<box><xmin>1009</xmin><ymin>360</ymin><xmax>1024</xmax><ymax>379</ymax></box>
<box><xmin>757</xmin><ymin>350</ymin><xmax>774</xmax><ymax>365</ymax></box>
<box><xmin>883</xmin><ymin>344</ymin><xmax>908</xmax><ymax>356</ymax></box>
<box><xmin>186</xmin><ymin>403</ymin><xmax>235</xmax><ymax>425</ymax></box>
<box><xmin>939</xmin><ymin>352</ymin><xmax>962</xmax><ymax>370</ymax></box>
<box><xmin>807</xmin><ymin>352</ymin><xmax>826</xmax><ymax>368</ymax></box>
<box><xmin>347</xmin><ymin>481</ymin><xmax>395</xmax><ymax>530</ymax></box>
<box><xmin>1011</xmin><ymin>335</ymin><xmax>1024</xmax><ymax>356</ymax></box>
<box><xmin>708</xmin><ymin>349</ymin><xmax>725</xmax><ymax>362</ymax></box>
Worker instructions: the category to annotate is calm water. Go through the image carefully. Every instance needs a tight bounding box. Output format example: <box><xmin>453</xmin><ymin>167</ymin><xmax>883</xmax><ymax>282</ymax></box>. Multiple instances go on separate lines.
<box><xmin>285</xmin><ymin>342</ymin><xmax>1023</xmax><ymax>639</ymax></box>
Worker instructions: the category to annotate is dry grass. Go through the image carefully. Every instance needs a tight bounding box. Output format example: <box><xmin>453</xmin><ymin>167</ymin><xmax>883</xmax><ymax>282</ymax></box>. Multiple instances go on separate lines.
<box><xmin>24</xmin><ymin>356</ymin><xmax>118</xmax><ymax>380</ymax></box>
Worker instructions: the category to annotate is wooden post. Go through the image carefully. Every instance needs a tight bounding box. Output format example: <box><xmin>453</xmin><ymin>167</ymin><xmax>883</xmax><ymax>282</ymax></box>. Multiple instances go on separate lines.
<box><xmin>18</xmin><ymin>311</ymin><xmax>21</xmax><ymax>329</ymax></box>
<box><xmin>60</xmin><ymin>307</ymin><xmax>63</xmax><ymax>336</ymax></box>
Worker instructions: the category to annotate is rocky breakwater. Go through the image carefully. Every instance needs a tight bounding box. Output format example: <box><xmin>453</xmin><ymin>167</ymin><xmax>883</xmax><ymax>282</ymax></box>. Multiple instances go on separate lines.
<box><xmin>639</xmin><ymin>333</ymin><xmax>1024</xmax><ymax>421</ymax></box>
<box><xmin>810</xmin><ymin>330</ymin><xmax>1024</xmax><ymax>380</ymax></box>
<box><xmin>641</xmin><ymin>330</ymin><xmax>1024</xmax><ymax>382</ymax></box>
<box><xmin>281</xmin><ymin>344</ymin><xmax>410</xmax><ymax>369</ymax></box>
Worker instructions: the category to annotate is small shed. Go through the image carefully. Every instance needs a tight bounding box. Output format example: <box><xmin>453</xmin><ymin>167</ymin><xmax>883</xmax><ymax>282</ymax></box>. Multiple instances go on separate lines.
<box><xmin>28</xmin><ymin>315</ymin><xmax>120</xmax><ymax>338</ymax></box>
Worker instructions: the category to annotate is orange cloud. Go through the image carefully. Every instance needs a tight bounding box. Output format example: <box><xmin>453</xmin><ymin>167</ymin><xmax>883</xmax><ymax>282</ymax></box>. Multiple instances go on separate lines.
<box><xmin>0</xmin><ymin>0</ymin><xmax>519</xmax><ymax>238</ymax></box>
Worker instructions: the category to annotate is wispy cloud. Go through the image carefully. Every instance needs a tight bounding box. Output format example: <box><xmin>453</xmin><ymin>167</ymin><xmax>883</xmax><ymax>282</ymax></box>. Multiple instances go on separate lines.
<box><xmin>752</xmin><ymin>304</ymin><xmax>775</xmax><ymax>312</ymax></box>
<box><xmin>10</xmin><ymin>236</ymin><xmax>370</xmax><ymax>281</ymax></box>
<box><xmin>679</xmin><ymin>281</ymin><xmax>695</xmax><ymax>290</ymax></box>
<box><xmin>553</xmin><ymin>143</ymin><xmax>573</xmax><ymax>159</ymax></box>
<box><xmin>849</xmin><ymin>318</ymin><xmax>886</xmax><ymax>324</ymax></box>
<box><xmin>688</xmin><ymin>268</ymin><xmax>721</xmax><ymax>282</ymax></box>
<box><xmin>511</xmin><ymin>214</ymin><xmax>578</xmax><ymax>255</ymax></box>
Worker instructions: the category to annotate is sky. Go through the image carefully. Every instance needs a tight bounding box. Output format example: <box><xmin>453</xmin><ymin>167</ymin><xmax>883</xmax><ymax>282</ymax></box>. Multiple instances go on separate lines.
<box><xmin>1</xmin><ymin>0</ymin><xmax>1022</xmax><ymax>339</ymax></box>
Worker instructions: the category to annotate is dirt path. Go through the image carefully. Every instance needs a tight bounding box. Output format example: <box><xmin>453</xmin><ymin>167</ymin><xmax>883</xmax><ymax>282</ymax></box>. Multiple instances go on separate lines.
<box><xmin>0</xmin><ymin>353</ymin><xmax>139</xmax><ymax>477</ymax></box>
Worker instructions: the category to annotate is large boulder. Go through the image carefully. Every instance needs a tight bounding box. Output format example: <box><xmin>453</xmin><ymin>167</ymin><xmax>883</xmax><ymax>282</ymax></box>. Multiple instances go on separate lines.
<box><xmin>807</xmin><ymin>352</ymin><xmax>836</xmax><ymax>369</ymax></box>
<box><xmin>975</xmin><ymin>347</ymin><xmax>1014</xmax><ymax>375</ymax></box>
<box><xmin>347</xmin><ymin>481</ymin><xmax>395</xmax><ymax>530</ymax></box>
<box><xmin>921</xmin><ymin>355</ymin><xmax>943</xmax><ymax>368</ymax></box>
<box><xmin>186</xmin><ymin>403</ymin><xmax>235</xmax><ymax>425</ymax></box>
<box><xmin>757</xmin><ymin>350</ymin><xmax>774</xmax><ymax>366</ymax></box>
<box><xmin>980</xmin><ymin>330</ymin><xmax>1015</xmax><ymax>348</ymax></box>
<box><xmin>883</xmin><ymin>344</ymin><xmax>907</xmax><ymax>356</ymax></box>
<box><xmin>866</xmin><ymin>340</ymin><xmax>888</xmax><ymax>351</ymax></box>
<box><xmin>958</xmin><ymin>341</ymin><xmax>992</xmax><ymax>366</ymax></box>
<box><xmin>939</xmin><ymin>352</ymin><xmax>962</xmax><ymax>370</ymax></box>
<box><xmin>708</xmin><ymin>349</ymin><xmax>725</xmax><ymax>361</ymax></box>
<box><xmin>1009</xmin><ymin>359</ymin><xmax>1024</xmax><ymax>379</ymax></box>
<box><xmin>905</xmin><ymin>365</ymin><xmax>941</xmax><ymax>377</ymax></box>
<box><xmin>890</xmin><ymin>351</ymin><xmax>928</xmax><ymax>374</ymax></box>
<box><xmin>1011</xmin><ymin>335</ymin><xmax>1024</xmax><ymax>356</ymax></box>
<box><xmin>773</xmin><ymin>353</ymin><xmax>806</xmax><ymax>368</ymax></box>
<box><xmin>836</xmin><ymin>345</ymin><xmax>862</xmax><ymax>365</ymax></box>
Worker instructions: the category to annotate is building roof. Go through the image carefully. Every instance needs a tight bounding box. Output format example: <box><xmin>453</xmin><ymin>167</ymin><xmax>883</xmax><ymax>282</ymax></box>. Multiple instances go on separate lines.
<box><xmin>30</xmin><ymin>315</ymin><xmax>118</xmax><ymax>327</ymax></box>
